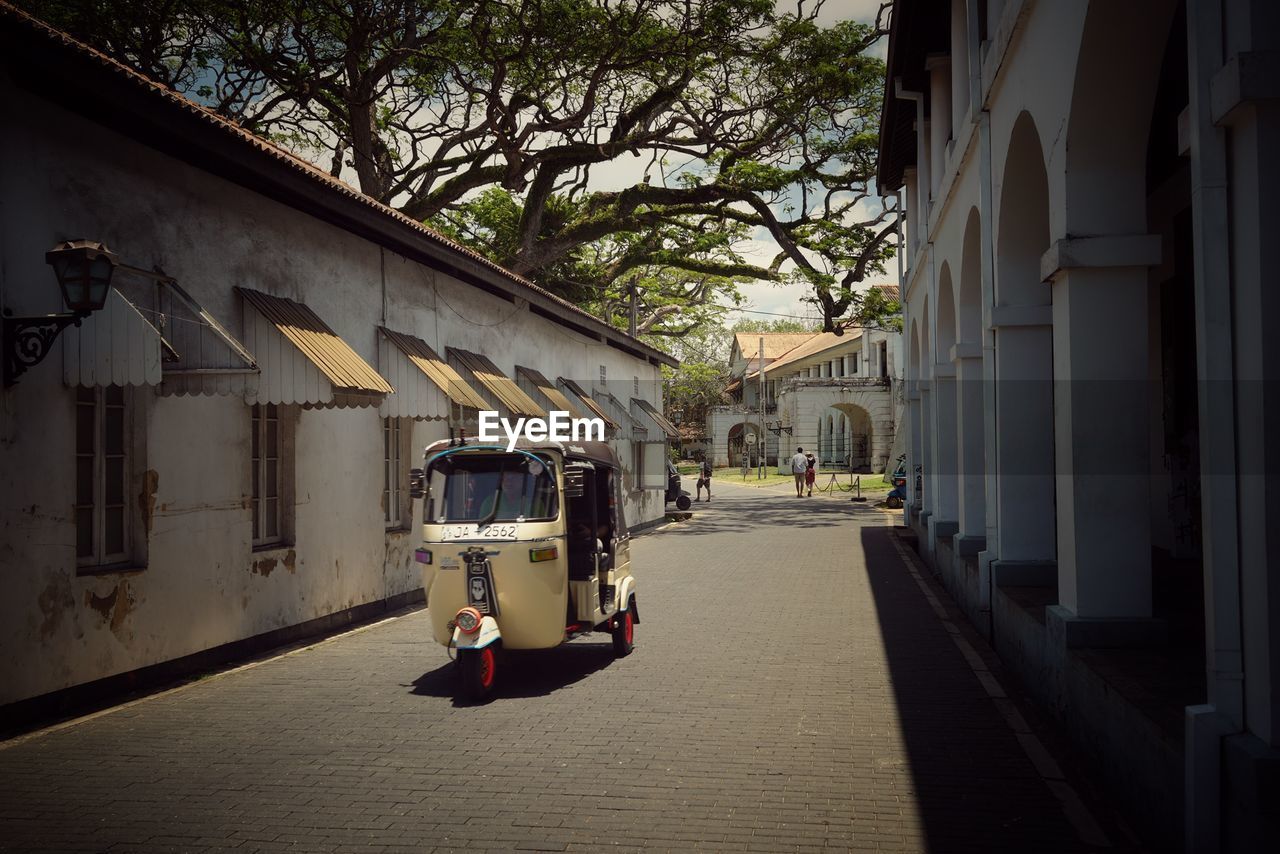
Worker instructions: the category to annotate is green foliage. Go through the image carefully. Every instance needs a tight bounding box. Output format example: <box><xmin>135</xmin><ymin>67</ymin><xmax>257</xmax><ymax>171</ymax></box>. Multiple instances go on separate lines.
<box><xmin>23</xmin><ymin>0</ymin><xmax>897</xmax><ymax>333</ymax></box>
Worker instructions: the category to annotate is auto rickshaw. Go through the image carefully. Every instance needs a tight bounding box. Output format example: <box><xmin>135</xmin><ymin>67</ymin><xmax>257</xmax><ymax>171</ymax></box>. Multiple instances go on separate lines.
<box><xmin>410</xmin><ymin>438</ymin><xmax>639</xmax><ymax>702</ymax></box>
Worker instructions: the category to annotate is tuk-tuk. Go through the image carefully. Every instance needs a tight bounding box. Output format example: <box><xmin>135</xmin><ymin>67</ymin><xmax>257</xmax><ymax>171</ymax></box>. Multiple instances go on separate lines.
<box><xmin>411</xmin><ymin>437</ymin><xmax>638</xmax><ymax>702</ymax></box>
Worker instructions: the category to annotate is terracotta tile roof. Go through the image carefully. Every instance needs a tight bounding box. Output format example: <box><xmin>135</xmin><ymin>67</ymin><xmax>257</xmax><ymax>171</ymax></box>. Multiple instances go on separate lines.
<box><xmin>237</xmin><ymin>287</ymin><xmax>393</xmax><ymax>396</ymax></box>
<box><xmin>871</xmin><ymin>283</ymin><xmax>901</xmax><ymax>301</ymax></box>
<box><xmin>0</xmin><ymin>1</ymin><xmax>676</xmax><ymax>367</ymax></box>
<box><xmin>755</xmin><ymin>329</ymin><xmax>864</xmax><ymax>378</ymax></box>
<box><xmin>732</xmin><ymin>332</ymin><xmax>815</xmax><ymax>361</ymax></box>
<box><xmin>379</xmin><ymin>327</ymin><xmax>490</xmax><ymax>410</ymax></box>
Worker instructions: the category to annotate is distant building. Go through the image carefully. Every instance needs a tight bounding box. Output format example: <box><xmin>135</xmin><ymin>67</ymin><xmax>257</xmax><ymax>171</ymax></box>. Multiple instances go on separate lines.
<box><xmin>709</xmin><ymin>314</ymin><xmax>903</xmax><ymax>471</ymax></box>
<box><xmin>878</xmin><ymin>0</ymin><xmax>1279</xmax><ymax>850</ymax></box>
<box><xmin>0</xmin><ymin>7</ymin><xmax>676</xmax><ymax>718</ymax></box>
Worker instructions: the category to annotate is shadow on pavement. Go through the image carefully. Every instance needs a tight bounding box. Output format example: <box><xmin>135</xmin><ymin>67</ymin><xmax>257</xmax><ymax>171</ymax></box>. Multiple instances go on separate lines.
<box><xmin>857</xmin><ymin>525</ymin><xmax>1137</xmax><ymax>854</ymax></box>
<box><xmin>410</xmin><ymin>642</ymin><xmax>618</xmax><ymax>704</ymax></box>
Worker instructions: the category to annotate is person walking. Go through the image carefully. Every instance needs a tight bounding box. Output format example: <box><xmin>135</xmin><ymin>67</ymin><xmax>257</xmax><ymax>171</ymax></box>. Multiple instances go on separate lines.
<box><xmin>695</xmin><ymin>458</ymin><xmax>713</xmax><ymax>502</ymax></box>
<box><xmin>790</xmin><ymin>447</ymin><xmax>809</xmax><ymax>497</ymax></box>
<box><xmin>805</xmin><ymin>451</ymin><xmax>817</xmax><ymax>497</ymax></box>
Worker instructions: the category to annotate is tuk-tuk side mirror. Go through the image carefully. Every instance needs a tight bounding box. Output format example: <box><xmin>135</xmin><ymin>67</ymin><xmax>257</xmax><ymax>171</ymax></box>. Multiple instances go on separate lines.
<box><xmin>409</xmin><ymin>468</ymin><xmax>425</xmax><ymax>499</ymax></box>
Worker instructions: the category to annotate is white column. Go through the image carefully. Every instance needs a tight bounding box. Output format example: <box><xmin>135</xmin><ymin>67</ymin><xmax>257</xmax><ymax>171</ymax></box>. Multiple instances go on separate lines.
<box><xmin>931</xmin><ymin>364</ymin><xmax>960</xmax><ymax>525</ymax></box>
<box><xmin>907</xmin><ymin>388</ymin><xmax>923</xmax><ymax>514</ymax></box>
<box><xmin>954</xmin><ymin>346</ymin><xmax>986</xmax><ymax>541</ymax></box>
<box><xmin>927</xmin><ymin>56</ymin><xmax>952</xmax><ymax>197</ymax></box>
<box><xmin>951</xmin><ymin>0</ymin><xmax>970</xmax><ymax>131</ymax></box>
<box><xmin>1045</xmin><ymin>240</ymin><xmax>1158</xmax><ymax>621</ymax></box>
<box><xmin>921</xmin><ymin>382</ymin><xmax>935</xmax><ymax>520</ymax></box>
<box><xmin>991</xmin><ymin>316</ymin><xmax>1055</xmax><ymax>562</ymax></box>
<box><xmin>905</xmin><ymin>169</ymin><xmax>920</xmax><ymax>256</ymax></box>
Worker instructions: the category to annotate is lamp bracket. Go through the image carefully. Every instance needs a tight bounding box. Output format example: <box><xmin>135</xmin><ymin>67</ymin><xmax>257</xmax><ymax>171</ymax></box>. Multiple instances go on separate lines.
<box><xmin>3</xmin><ymin>312</ymin><xmax>88</xmax><ymax>387</ymax></box>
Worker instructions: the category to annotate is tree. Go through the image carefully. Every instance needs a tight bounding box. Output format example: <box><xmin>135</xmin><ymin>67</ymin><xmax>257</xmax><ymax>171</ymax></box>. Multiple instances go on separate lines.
<box><xmin>23</xmin><ymin>0</ymin><xmax>895</xmax><ymax>331</ymax></box>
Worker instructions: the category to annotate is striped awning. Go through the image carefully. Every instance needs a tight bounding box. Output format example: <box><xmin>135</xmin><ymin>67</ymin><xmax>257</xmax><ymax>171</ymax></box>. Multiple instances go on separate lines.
<box><xmin>63</xmin><ymin>288</ymin><xmax>163</xmax><ymax>388</ymax></box>
<box><xmin>238</xmin><ymin>287</ymin><xmax>392</xmax><ymax>408</ymax></box>
<box><xmin>379</xmin><ymin>327</ymin><xmax>488</xmax><ymax>418</ymax></box>
<box><xmin>631</xmin><ymin>397</ymin><xmax>679</xmax><ymax>439</ymax></box>
<box><xmin>515</xmin><ymin>366</ymin><xmax>586</xmax><ymax>419</ymax></box>
<box><xmin>557</xmin><ymin>377</ymin><xmax>619</xmax><ymax>429</ymax></box>
<box><xmin>446</xmin><ymin>348</ymin><xmax>545</xmax><ymax>418</ymax></box>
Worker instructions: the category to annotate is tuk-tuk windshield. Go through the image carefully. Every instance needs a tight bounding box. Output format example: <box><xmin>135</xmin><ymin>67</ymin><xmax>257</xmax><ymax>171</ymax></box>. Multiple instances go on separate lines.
<box><xmin>426</xmin><ymin>453</ymin><xmax>558</xmax><ymax>523</ymax></box>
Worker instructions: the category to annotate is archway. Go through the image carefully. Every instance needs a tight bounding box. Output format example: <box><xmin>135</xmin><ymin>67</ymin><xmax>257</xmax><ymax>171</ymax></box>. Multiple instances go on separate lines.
<box><xmin>992</xmin><ymin>110</ymin><xmax>1055</xmax><ymax>563</ymax></box>
<box><xmin>933</xmin><ymin>262</ymin><xmax>960</xmax><ymax>525</ymax></box>
<box><xmin>726</xmin><ymin>422</ymin><xmax>763</xmax><ymax>468</ymax></box>
<box><xmin>956</xmin><ymin>207</ymin><xmax>987</xmax><ymax>542</ymax></box>
<box><xmin>830</xmin><ymin>404</ymin><xmax>873</xmax><ymax>472</ymax></box>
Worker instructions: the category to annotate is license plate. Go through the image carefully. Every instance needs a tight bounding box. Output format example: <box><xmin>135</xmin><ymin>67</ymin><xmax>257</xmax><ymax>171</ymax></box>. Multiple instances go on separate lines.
<box><xmin>440</xmin><ymin>523</ymin><xmax>518</xmax><ymax>540</ymax></box>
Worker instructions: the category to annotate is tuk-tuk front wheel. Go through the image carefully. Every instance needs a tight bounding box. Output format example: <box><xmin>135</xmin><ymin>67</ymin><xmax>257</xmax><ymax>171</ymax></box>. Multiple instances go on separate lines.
<box><xmin>458</xmin><ymin>645</ymin><xmax>498</xmax><ymax>703</ymax></box>
<box><xmin>611</xmin><ymin>600</ymin><xmax>636</xmax><ymax>657</ymax></box>
<box><xmin>676</xmin><ymin>494</ymin><xmax>692</xmax><ymax>511</ymax></box>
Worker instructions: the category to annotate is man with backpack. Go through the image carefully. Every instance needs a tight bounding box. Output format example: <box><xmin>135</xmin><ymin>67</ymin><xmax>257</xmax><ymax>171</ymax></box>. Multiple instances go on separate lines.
<box><xmin>695</xmin><ymin>458</ymin><xmax>713</xmax><ymax>502</ymax></box>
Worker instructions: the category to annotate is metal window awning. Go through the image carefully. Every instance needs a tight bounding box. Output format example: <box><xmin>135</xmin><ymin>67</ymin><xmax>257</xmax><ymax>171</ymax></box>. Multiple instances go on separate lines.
<box><xmin>238</xmin><ymin>287</ymin><xmax>393</xmax><ymax>408</ymax></box>
<box><xmin>556</xmin><ymin>377</ymin><xmax>619</xmax><ymax>430</ymax></box>
<box><xmin>445</xmin><ymin>347</ymin><xmax>545</xmax><ymax>418</ymax></box>
<box><xmin>596</xmin><ymin>389</ymin><xmax>647</xmax><ymax>439</ymax></box>
<box><xmin>630</xmin><ymin>397</ymin><xmax>679</xmax><ymax>440</ymax></box>
<box><xmin>515</xmin><ymin>366</ymin><xmax>586</xmax><ymax>419</ymax></box>
<box><xmin>378</xmin><ymin>327</ymin><xmax>488</xmax><ymax>419</ymax></box>
<box><xmin>63</xmin><ymin>287</ymin><xmax>163</xmax><ymax>388</ymax></box>
<box><xmin>151</xmin><ymin>280</ymin><xmax>258</xmax><ymax>397</ymax></box>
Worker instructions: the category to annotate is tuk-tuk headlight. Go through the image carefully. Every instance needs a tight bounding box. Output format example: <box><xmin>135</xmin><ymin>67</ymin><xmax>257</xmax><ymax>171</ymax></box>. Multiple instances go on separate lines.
<box><xmin>455</xmin><ymin>607</ymin><xmax>483</xmax><ymax>634</ymax></box>
<box><xmin>529</xmin><ymin>546</ymin><xmax>558</xmax><ymax>563</ymax></box>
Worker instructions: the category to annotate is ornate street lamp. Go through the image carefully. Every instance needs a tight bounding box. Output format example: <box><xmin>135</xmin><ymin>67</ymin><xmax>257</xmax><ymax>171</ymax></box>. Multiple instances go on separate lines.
<box><xmin>4</xmin><ymin>240</ymin><xmax>118</xmax><ymax>386</ymax></box>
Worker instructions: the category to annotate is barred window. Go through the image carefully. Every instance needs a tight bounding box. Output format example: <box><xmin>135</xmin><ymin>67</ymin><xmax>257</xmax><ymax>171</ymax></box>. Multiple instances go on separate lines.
<box><xmin>75</xmin><ymin>386</ymin><xmax>130</xmax><ymax>567</ymax></box>
<box><xmin>251</xmin><ymin>403</ymin><xmax>282</xmax><ymax>547</ymax></box>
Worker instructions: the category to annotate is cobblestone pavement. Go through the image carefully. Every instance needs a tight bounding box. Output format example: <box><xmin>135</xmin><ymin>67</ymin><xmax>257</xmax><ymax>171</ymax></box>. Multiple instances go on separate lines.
<box><xmin>0</xmin><ymin>485</ymin><xmax>1132</xmax><ymax>853</ymax></box>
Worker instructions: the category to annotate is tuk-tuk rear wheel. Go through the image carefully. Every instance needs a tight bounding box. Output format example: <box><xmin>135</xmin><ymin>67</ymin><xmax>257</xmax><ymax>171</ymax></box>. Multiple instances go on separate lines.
<box><xmin>458</xmin><ymin>645</ymin><xmax>498</xmax><ymax>703</ymax></box>
<box><xmin>611</xmin><ymin>600</ymin><xmax>636</xmax><ymax>657</ymax></box>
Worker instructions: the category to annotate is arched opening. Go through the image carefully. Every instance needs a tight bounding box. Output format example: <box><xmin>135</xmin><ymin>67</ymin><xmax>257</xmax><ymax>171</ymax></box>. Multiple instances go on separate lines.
<box><xmin>934</xmin><ymin>262</ymin><xmax>960</xmax><ymax>524</ymax></box>
<box><xmin>956</xmin><ymin>208</ymin><xmax>987</xmax><ymax>541</ymax></box>
<box><xmin>830</xmin><ymin>404</ymin><xmax>873</xmax><ymax>472</ymax></box>
<box><xmin>992</xmin><ymin>110</ymin><xmax>1055</xmax><ymax>562</ymax></box>
<box><xmin>726</xmin><ymin>422</ymin><xmax>762</xmax><ymax>468</ymax></box>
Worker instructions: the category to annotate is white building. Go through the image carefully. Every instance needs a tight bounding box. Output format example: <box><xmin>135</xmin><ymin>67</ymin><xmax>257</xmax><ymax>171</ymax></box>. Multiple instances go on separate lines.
<box><xmin>708</xmin><ymin>321</ymin><xmax>903</xmax><ymax>471</ymax></box>
<box><xmin>879</xmin><ymin>0</ymin><xmax>1279</xmax><ymax>850</ymax></box>
<box><xmin>0</xmin><ymin>8</ymin><xmax>676</xmax><ymax>720</ymax></box>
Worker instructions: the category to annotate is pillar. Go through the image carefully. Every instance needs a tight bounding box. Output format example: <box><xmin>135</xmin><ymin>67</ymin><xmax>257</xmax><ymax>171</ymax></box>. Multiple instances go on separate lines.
<box><xmin>951</xmin><ymin>0</ymin><xmax>971</xmax><ymax>132</ymax></box>
<box><xmin>930</xmin><ymin>364</ymin><xmax>960</xmax><ymax>529</ymax></box>
<box><xmin>927</xmin><ymin>55</ymin><xmax>952</xmax><ymax>197</ymax></box>
<box><xmin>954</xmin><ymin>344</ymin><xmax>986</xmax><ymax>547</ymax></box>
<box><xmin>990</xmin><ymin>311</ymin><xmax>1055</xmax><ymax>564</ymax></box>
<box><xmin>1043</xmin><ymin>237</ymin><xmax>1162</xmax><ymax>642</ymax></box>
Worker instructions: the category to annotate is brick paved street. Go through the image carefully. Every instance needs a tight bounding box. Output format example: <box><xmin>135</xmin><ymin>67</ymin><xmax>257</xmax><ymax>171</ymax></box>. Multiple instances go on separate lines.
<box><xmin>0</xmin><ymin>485</ymin><xmax>1130</xmax><ymax>853</ymax></box>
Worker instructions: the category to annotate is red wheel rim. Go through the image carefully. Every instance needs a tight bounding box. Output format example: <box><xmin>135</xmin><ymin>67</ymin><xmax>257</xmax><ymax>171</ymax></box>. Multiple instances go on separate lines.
<box><xmin>479</xmin><ymin>647</ymin><xmax>495</xmax><ymax>689</ymax></box>
<box><xmin>624</xmin><ymin>609</ymin><xmax>634</xmax><ymax>645</ymax></box>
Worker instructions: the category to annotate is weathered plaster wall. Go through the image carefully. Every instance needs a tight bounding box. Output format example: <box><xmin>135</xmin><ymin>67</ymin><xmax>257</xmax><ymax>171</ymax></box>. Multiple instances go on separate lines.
<box><xmin>0</xmin><ymin>74</ymin><xmax>665</xmax><ymax>705</ymax></box>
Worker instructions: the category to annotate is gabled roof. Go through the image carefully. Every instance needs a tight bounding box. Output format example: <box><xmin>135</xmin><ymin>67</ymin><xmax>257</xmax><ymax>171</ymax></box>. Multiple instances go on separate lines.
<box><xmin>0</xmin><ymin>1</ymin><xmax>676</xmax><ymax>368</ymax></box>
<box><xmin>731</xmin><ymin>332</ymin><xmax>815</xmax><ymax>361</ymax></box>
<box><xmin>759</xmin><ymin>329</ymin><xmax>865</xmax><ymax>378</ymax></box>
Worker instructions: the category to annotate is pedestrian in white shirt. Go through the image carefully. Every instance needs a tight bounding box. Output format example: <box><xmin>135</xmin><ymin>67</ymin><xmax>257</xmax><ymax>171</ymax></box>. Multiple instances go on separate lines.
<box><xmin>790</xmin><ymin>447</ymin><xmax>809</xmax><ymax>497</ymax></box>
